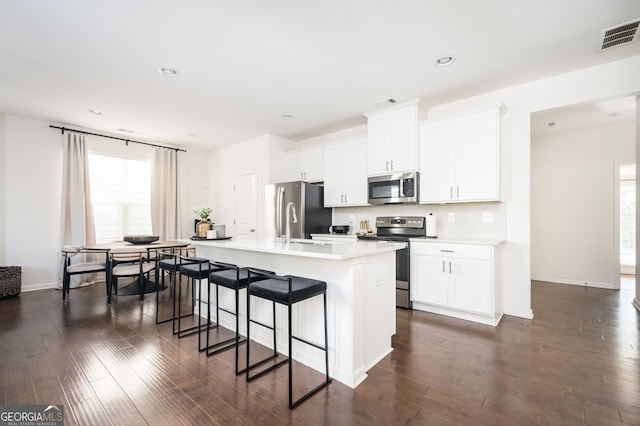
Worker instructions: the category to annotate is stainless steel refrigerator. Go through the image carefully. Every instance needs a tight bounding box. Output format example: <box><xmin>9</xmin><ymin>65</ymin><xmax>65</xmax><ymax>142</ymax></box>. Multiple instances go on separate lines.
<box><xmin>265</xmin><ymin>181</ymin><xmax>332</xmax><ymax>240</ymax></box>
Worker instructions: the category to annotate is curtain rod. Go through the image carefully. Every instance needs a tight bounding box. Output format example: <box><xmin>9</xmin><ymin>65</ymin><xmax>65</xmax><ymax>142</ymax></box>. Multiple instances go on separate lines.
<box><xmin>49</xmin><ymin>125</ymin><xmax>187</xmax><ymax>152</ymax></box>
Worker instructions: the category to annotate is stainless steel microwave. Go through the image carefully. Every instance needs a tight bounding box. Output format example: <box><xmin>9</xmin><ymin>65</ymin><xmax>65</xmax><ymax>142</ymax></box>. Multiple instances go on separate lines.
<box><xmin>368</xmin><ymin>172</ymin><xmax>419</xmax><ymax>204</ymax></box>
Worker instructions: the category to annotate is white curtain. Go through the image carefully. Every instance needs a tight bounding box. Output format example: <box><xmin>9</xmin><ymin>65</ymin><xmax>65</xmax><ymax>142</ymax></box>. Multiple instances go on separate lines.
<box><xmin>151</xmin><ymin>147</ymin><xmax>181</xmax><ymax>240</ymax></box>
<box><xmin>59</xmin><ymin>132</ymin><xmax>97</xmax><ymax>288</ymax></box>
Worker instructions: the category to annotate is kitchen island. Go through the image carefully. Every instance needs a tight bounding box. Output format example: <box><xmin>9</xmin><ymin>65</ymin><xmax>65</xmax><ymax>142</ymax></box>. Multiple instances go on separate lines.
<box><xmin>183</xmin><ymin>238</ymin><xmax>405</xmax><ymax>388</ymax></box>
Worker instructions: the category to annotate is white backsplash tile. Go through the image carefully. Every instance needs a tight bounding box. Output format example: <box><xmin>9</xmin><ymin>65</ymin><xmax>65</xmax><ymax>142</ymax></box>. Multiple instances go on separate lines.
<box><xmin>332</xmin><ymin>202</ymin><xmax>506</xmax><ymax>239</ymax></box>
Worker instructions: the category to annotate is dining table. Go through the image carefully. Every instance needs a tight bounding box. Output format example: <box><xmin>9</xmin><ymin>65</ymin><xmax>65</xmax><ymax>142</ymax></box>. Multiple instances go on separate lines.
<box><xmin>82</xmin><ymin>240</ymin><xmax>189</xmax><ymax>298</ymax></box>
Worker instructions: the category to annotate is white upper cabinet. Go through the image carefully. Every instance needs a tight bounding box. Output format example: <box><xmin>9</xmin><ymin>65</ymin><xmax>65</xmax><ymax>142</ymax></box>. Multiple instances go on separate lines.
<box><xmin>365</xmin><ymin>99</ymin><xmax>421</xmax><ymax>176</ymax></box>
<box><xmin>284</xmin><ymin>146</ymin><xmax>324</xmax><ymax>182</ymax></box>
<box><xmin>419</xmin><ymin>105</ymin><xmax>503</xmax><ymax>203</ymax></box>
<box><xmin>323</xmin><ymin>138</ymin><xmax>369</xmax><ymax>207</ymax></box>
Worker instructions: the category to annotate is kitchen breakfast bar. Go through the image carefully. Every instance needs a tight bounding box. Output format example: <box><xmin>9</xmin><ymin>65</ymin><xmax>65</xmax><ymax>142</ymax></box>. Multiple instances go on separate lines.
<box><xmin>183</xmin><ymin>238</ymin><xmax>405</xmax><ymax>388</ymax></box>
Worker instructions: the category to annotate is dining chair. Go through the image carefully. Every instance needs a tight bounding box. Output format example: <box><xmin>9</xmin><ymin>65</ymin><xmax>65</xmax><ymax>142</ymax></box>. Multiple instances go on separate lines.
<box><xmin>61</xmin><ymin>246</ymin><xmax>110</xmax><ymax>302</ymax></box>
<box><xmin>108</xmin><ymin>248</ymin><xmax>156</xmax><ymax>303</ymax></box>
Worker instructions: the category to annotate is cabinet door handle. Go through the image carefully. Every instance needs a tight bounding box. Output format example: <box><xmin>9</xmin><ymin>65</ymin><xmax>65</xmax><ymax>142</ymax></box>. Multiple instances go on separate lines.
<box><xmin>440</xmin><ymin>249</ymin><xmax>454</xmax><ymax>253</ymax></box>
<box><xmin>456</xmin><ymin>186</ymin><xmax>459</xmax><ymax>198</ymax></box>
<box><xmin>450</xmin><ymin>187</ymin><xmax>453</xmax><ymax>199</ymax></box>
<box><xmin>344</xmin><ymin>194</ymin><xmax>348</xmax><ymax>203</ymax></box>
<box><xmin>385</xmin><ymin>160</ymin><xmax>389</xmax><ymax>171</ymax></box>
<box><xmin>442</xmin><ymin>260</ymin><xmax>445</xmax><ymax>273</ymax></box>
<box><xmin>390</xmin><ymin>160</ymin><xmax>394</xmax><ymax>170</ymax></box>
<box><xmin>449</xmin><ymin>261</ymin><xmax>452</xmax><ymax>274</ymax></box>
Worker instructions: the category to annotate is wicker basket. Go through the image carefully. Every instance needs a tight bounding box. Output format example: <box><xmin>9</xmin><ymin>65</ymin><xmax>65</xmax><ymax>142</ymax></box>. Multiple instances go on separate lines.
<box><xmin>0</xmin><ymin>266</ymin><xmax>21</xmax><ymax>299</ymax></box>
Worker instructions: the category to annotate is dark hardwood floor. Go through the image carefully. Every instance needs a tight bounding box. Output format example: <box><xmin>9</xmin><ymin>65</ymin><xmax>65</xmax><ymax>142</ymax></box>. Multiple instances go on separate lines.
<box><xmin>1</xmin><ymin>278</ymin><xmax>638</xmax><ymax>425</ymax></box>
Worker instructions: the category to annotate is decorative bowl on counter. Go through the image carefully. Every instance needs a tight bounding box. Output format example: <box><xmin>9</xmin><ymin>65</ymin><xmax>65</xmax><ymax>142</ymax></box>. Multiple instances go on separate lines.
<box><xmin>123</xmin><ymin>235</ymin><xmax>159</xmax><ymax>244</ymax></box>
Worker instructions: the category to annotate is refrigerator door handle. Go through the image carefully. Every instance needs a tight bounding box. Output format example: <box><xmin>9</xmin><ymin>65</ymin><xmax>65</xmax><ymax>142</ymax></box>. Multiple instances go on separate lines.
<box><xmin>276</xmin><ymin>186</ymin><xmax>284</xmax><ymax>237</ymax></box>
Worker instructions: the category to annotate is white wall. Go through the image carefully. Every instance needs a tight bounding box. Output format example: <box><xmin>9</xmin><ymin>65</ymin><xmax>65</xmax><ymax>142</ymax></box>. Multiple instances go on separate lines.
<box><xmin>0</xmin><ymin>114</ymin><xmax>207</xmax><ymax>291</ymax></box>
<box><xmin>208</xmin><ymin>134</ymin><xmax>291</xmax><ymax>241</ymax></box>
<box><xmin>636</xmin><ymin>96</ymin><xmax>640</xmax><ymax>311</ymax></box>
<box><xmin>531</xmin><ymin>120</ymin><xmax>635</xmax><ymax>288</ymax></box>
<box><xmin>180</xmin><ymin>149</ymin><xmax>209</xmax><ymax>237</ymax></box>
<box><xmin>0</xmin><ymin>114</ymin><xmax>6</xmax><ymax>265</ymax></box>
<box><xmin>3</xmin><ymin>115</ymin><xmax>63</xmax><ymax>291</ymax></box>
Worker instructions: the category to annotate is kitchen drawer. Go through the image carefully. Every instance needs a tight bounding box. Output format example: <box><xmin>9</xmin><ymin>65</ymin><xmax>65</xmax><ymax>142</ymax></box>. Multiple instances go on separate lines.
<box><xmin>411</xmin><ymin>242</ymin><xmax>492</xmax><ymax>260</ymax></box>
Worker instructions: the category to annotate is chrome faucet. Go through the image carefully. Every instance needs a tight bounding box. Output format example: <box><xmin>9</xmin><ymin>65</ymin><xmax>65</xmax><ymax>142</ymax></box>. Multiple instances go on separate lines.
<box><xmin>285</xmin><ymin>201</ymin><xmax>298</xmax><ymax>243</ymax></box>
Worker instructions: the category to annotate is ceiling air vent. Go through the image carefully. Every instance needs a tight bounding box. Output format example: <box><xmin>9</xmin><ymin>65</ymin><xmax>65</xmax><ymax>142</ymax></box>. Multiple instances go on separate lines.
<box><xmin>598</xmin><ymin>19</ymin><xmax>640</xmax><ymax>51</ymax></box>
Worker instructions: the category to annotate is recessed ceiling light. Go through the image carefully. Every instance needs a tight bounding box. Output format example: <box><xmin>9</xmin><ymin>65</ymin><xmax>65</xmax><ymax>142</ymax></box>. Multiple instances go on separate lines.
<box><xmin>435</xmin><ymin>56</ymin><xmax>455</xmax><ymax>66</ymax></box>
<box><xmin>159</xmin><ymin>67</ymin><xmax>179</xmax><ymax>76</ymax></box>
<box><xmin>88</xmin><ymin>109</ymin><xmax>103</xmax><ymax>115</ymax></box>
<box><xmin>281</xmin><ymin>114</ymin><xmax>294</xmax><ymax>119</ymax></box>
<box><xmin>118</xmin><ymin>128</ymin><xmax>135</xmax><ymax>134</ymax></box>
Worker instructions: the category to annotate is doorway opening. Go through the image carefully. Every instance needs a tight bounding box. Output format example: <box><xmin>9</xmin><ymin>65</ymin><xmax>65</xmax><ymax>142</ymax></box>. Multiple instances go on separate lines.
<box><xmin>617</xmin><ymin>162</ymin><xmax>636</xmax><ymax>291</ymax></box>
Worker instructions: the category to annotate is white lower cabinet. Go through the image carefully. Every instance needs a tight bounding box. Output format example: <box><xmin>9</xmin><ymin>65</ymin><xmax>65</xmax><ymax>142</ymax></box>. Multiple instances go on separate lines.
<box><xmin>411</xmin><ymin>241</ymin><xmax>502</xmax><ymax>326</ymax></box>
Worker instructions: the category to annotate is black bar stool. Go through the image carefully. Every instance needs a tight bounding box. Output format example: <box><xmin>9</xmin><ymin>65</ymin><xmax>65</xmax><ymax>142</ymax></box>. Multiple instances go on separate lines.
<box><xmin>246</xmin><ymin>271</ymin><xmax>331</xmax><ymax>409</ymax></box>
<box><xmin>176</xmin><ymin>256</ymin><xmax>214</xmax><ymax>340</ymax></box>
<box><xmin>205</xmin><ymin>263</ymin><xmax>275</xmax><ymax>374</ymax></box>
<box><xmin>154</xmin><ymin>246</ymin><xmax>195</xmax><ymax>325</ymax></box>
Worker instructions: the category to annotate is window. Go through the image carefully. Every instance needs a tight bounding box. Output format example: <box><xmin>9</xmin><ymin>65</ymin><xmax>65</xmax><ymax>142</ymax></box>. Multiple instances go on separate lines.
<box><xmin>620</xmin><ymin>163</ymin><xmax>635</xmax><ymax>269</ymax></box>
<box><xmin>89</xmin><ymin>154</ymin><xmax>152</xmax><ymax>243</ymax></box>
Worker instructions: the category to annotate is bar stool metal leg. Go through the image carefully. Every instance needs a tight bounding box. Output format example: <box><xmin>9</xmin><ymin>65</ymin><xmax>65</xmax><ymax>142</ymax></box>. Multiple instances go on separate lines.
<box><xmin>246</xmin><ymin>295</ymin><xmax>283</xmax><ymax>380</ymax></box>
<box><xmin>175</xmin><ymin>257</ymin><xmax>213</xmax><ymax>339</ymax></box>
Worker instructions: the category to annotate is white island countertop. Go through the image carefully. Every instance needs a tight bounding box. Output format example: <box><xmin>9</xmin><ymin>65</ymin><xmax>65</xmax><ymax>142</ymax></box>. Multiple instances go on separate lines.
<box><xmin>181</xmin><ymin>237</ymin><xmax>405</xmax><ymax>260</ymax></box>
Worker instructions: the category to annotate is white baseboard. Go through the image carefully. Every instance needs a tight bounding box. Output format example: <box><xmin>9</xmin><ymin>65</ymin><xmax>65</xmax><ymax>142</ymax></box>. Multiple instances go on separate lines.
<box><xmin>21</xmin><ymin>282</ymin><xmax>58</xmax><ymax>292</ymax></box>
<box><xmin>503</xmin><ymin>308</ymin><xmax>534</xmax><ymax>320</ymax></box>
<box><xmin>21</xmin><ymin>279</ymin><xmax>107</xmax><ymax>293</ymax></box>
<box><xmin>531</xmin><ymin>275</ymin><xmax>614</xmax><ymax>289</ymax></box>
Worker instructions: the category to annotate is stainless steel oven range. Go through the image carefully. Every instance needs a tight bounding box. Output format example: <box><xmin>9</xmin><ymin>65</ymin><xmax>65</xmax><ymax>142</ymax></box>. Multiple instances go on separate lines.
<box><xmin>357</xmin><ymin>216</ymin><xmax>426</xmax><ymax>308</ymax></box>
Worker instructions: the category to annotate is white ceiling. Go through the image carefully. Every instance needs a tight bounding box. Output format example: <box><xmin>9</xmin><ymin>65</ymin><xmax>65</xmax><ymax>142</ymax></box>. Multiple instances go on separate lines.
<box><xmin>1</xmin><ymin>0</ymin><xmax>639</xmax><ymax>151</ymax></box>
<box><xmin>531</xmin><ymin>96</ymin><xmax>637</xmax><ymax>137</ymax></box>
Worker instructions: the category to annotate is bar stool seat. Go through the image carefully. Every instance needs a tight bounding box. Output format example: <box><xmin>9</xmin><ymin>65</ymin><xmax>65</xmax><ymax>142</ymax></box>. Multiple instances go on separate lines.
<box><xmin>249</xmin><ymin>276</ymin><xmax>326</xmax><ymax>304</ymax></box>
<box><xmin>246</xmin><ymin>272</ymin><xmax>331</xmax><ymax>409</ymax></box>
<box><xmin>205</xmin><ymin>264</ymin><xmax>275</xmax><ymax>374</ymax></box>
<box><xmin>178</xmin><ymin>258</ymin><xmax>211</xmax><ymax>277</ymax></box>
<box><xmin>158</xmin><ymin>257</ymin><xmax>180</xmax><ymax>271</ymax></box>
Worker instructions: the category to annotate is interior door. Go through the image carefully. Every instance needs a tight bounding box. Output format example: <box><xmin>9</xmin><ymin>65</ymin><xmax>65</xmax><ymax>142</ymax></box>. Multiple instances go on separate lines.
<box><xmin>234</xmin><ymin>173</ymin><xmax>257</xmax><ymax>243</ymax></box>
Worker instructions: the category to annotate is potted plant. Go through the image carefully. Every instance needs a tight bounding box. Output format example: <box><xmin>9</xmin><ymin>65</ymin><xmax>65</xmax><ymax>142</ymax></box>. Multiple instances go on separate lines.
<box><xmin>193</xmin><ymin>206</ymin><xmax>213</xmax><ymax>238</ymax></box>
